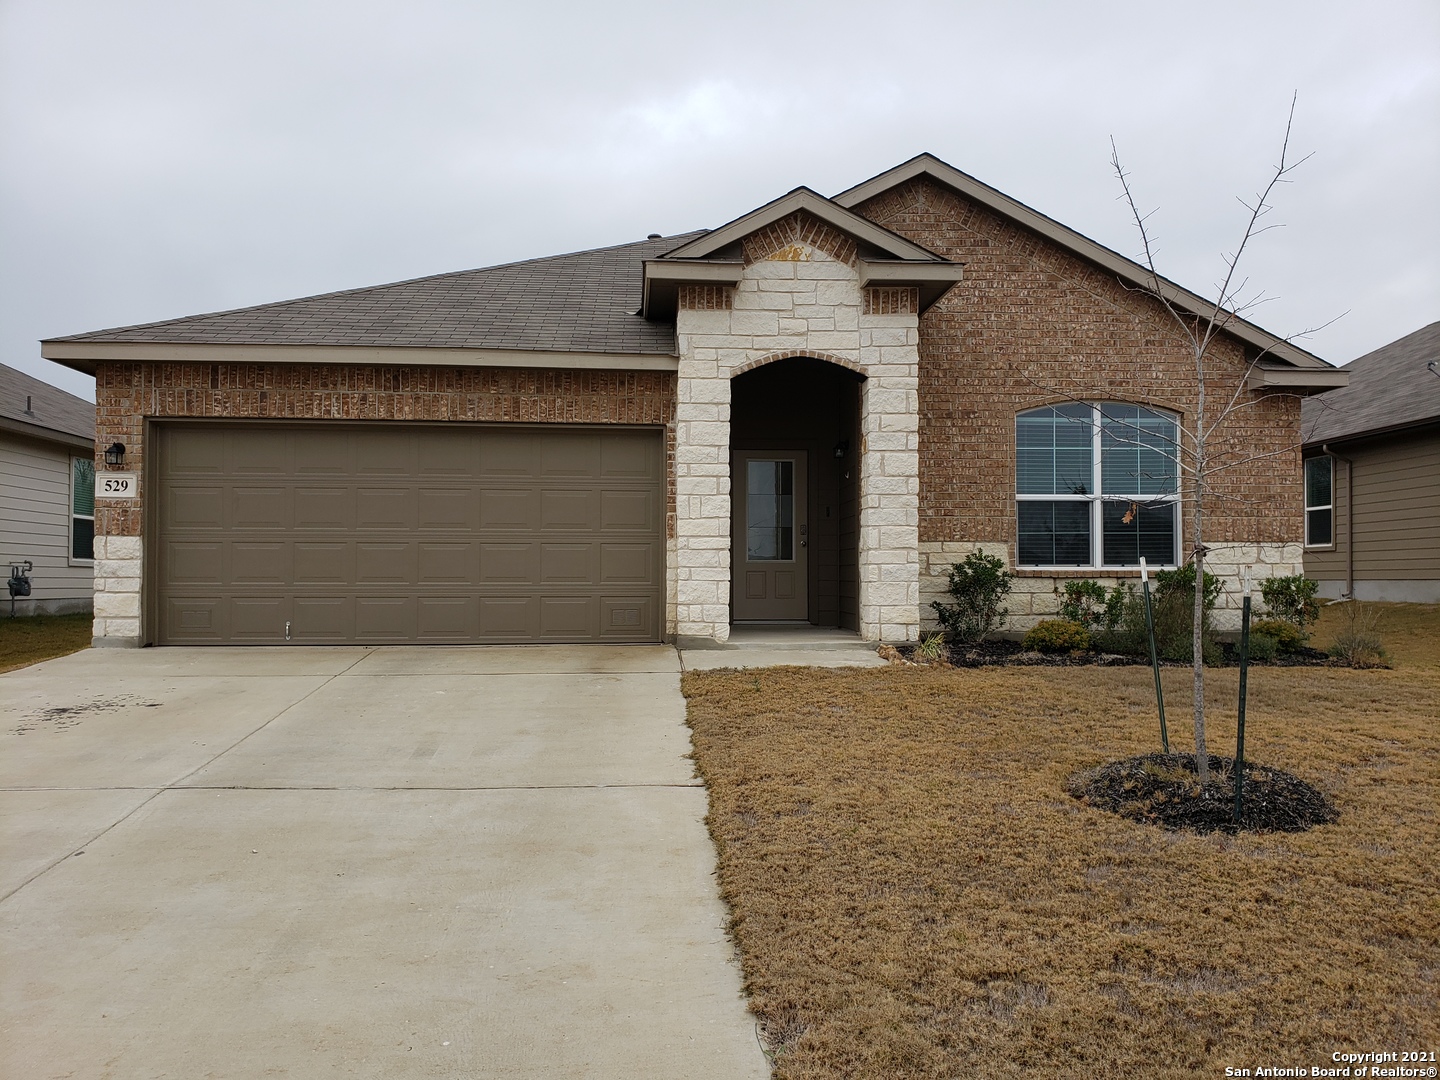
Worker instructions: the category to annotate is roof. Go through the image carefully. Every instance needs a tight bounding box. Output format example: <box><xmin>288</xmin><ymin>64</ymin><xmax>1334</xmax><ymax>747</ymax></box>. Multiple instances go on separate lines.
<box><xmin>1301</xmin><ymin>321</ymin><xmax>1440</xmax><ymax>446</ymax></box>
<box><xmin>834</xmin><ymin>153</ymin><xmax>1334</xmax><ymax>372</ymax></box>
<box><xmin>46</xmin><ymin>234</ymin><xmax>702</xmax><ymax>363</ymax></box>
<box><xmin>0</xmin><ymin>363</ymin><xmax>94</xmax><ymax>448</ymax></box>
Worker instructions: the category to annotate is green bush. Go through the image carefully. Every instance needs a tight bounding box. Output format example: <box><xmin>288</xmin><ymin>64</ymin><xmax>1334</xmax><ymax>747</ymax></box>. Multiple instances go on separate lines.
<box><xmin>1023</xmin><ymin>619</ymin><xmax>1092</xmax><ymax>653</ymax></box>
<box><xmin>1251</xmin><ymin>618</ymin><xmax>1305</xmax><ymax>654</ymax></box>
<box><xmin>1247</xmin><ymin>632</ymin><xmax>1280</xmax><ymax>663</ymax></box>
<box><xmin>1260</xmin><ymin>574</ymin><xmax>1321</xmax><ymax>630</ymax></box>
<box><xmin>930</xmin><ymin>552</ymin><xmax>1013</xmax><ymax>645</ymax></box>
<box><xmin>1093</xmin><ymin>564</ymin><xmax>1220</xmax><ymax>664</ymax></box>
<box><xmin>1058</xmin><ymin>580</ymin><xmax>1128</xmax><ymax>631</ymax></box>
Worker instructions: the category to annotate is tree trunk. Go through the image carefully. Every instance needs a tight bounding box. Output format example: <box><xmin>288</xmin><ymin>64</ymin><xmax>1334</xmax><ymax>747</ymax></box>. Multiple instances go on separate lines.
<box><xmin>1193</xmin><ymin>342</ymin><xmax>1210</xmax><ymax>788</ymax></box>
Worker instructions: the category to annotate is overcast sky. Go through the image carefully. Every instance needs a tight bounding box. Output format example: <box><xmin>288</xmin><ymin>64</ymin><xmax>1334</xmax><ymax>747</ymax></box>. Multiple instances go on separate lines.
<box><xmin>2</xmin><ymin>0</ymin><xmax>1436</xmax><ymax>402</ymax></box>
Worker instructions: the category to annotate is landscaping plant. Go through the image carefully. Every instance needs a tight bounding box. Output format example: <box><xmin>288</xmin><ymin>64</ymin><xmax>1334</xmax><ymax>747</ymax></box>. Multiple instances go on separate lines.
<box><xmin>1260</xmin><ymin>574</ymin><xmax>1321</xmax><ymax>633</ymax></box>
<box><xmin>1328</xmin><ymin>602</ymin><xmax>1389</xmax><ymax>668</ymax></box>
<box><xmin>1022</xmin><ymin>618</ymin><xmax>1092</xmax><ymax>654</ymax></box>
<box><xmin>929</xmin><ymin>552</ymin><xmax>1013</xmax><ymax>645</ymax></box>
<box><xmin>1250</xmin><ymin>618</ymin><xmax>1305</xmax><ymax>655</ymax></box>
<box><xmin>1058</xmin><ymin>580</ymin><xmax>1128</xmax><ymax>632</ymax></box>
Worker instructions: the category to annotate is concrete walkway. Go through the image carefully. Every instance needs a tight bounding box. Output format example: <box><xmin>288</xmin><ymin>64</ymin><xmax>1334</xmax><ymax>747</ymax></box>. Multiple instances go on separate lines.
<box><xmin>1</xmin><ymin>646</ymin><xmax>768</xmax><ymax>1079</ymax></box>
<box><xmin>681</xmin><ymin>625</ymin><xmax>887</xmax><ymax>671</ymax></box>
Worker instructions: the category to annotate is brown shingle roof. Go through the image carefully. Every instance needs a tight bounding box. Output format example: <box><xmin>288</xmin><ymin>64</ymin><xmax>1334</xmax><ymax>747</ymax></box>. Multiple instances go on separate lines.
<box><xmin>0</xmin><ymin>364</ymin><xmax>94</xmax><ymax>444</ymax></box>
<box><xmin>1302</xmin><ymin>321</ymin><xmax>1440</xmax><ymax>446</ymax></box>
<box><xmin>47</xmin><ymin>233</ymin><xmax>705</xmax><ymax>355</ymax></box>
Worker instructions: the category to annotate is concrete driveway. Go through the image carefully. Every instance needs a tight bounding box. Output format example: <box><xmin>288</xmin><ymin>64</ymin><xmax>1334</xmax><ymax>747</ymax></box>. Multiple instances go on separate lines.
<box><xmin>1</xmin><ymin>646</ymin><xmax>768</xmax><ymax>1079</ymax></box>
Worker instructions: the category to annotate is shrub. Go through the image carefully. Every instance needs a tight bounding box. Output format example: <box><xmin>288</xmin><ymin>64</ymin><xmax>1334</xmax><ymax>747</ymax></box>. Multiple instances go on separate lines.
<box><xmin>1251</xmin><ymin>618</ymin><xmax>1305</xmax><ymax>654</ymax></box>
<box><xmin>1058</xmin><ymin>581</ymin><xmax>1128</xmax><ymax>631</ymax></box>
<box><xmin>1094</xmin><ymin>564</ymin><xmax>1221</xmax><ymax>663</ymax></box>
<box><xmin>930</xmin><ymin>552</ymin><xmax>1013</xmax><ymax>645</ymax></box>
<box><xmin>1023</xmin><ymin>619</ymin><xmax>1092</xmax><ymax>653</ymax></box>
<box><xmin>1328</xmin><ymin>602</ymin><xmax>1389</xmax><ymax>668</ymax></box>
<box><xmin>915</xmin><ymin>631</ymin><xmax>947</xmax><ymax>663</ymax></box>
<box><xmin>1246</xmin><ymin>632</ymin><xmax>1280</xmax><ymax>663</ymax></box>
<box><xmin>1260</xmin><ymin>574</ymin><xmax>1321</xmax><ymax>630</ymax></box>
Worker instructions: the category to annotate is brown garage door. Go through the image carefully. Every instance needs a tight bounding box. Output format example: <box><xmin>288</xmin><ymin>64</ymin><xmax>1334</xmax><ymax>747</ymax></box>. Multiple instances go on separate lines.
<box><xmin>154</xmin><ymin>423</ymin><xmax>664</xmax><ymax>645</ymax></box>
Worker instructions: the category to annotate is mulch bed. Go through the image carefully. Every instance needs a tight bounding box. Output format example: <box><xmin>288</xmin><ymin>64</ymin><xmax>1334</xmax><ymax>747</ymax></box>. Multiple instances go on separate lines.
<box><xmin>1067</xmin><ymin>753</ymin><xmax>1340</xmax><ymax>834</ymax></box>
<box><xmin>896</xmin><ymin>639</ymin><xmax>1333</xmax><ymax>669</ymax></box>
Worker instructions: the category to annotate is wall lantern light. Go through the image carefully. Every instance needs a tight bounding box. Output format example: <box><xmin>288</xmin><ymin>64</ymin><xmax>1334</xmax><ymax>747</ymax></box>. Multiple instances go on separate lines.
<box><xmin>104</xmin><ymin>442</ymin><xmax>127</xmax><ymax>467</ymax></box>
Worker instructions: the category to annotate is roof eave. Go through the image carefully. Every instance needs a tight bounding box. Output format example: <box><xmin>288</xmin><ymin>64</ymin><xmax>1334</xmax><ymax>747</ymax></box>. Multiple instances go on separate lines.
<box><xmin>1245</xmin><ymin>365</ymin><xmax>1350</xmax><ymax>393</ymax></box>
<box><xmin>0</xmin><ymin>414</ymin><xmax>93</xmax><ymax>450</ymax></box>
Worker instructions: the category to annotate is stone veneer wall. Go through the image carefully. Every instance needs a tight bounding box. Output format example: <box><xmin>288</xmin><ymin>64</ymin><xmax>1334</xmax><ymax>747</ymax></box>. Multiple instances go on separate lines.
<box><xmin>90</xmin><ymin>362</ymin><xmax>676</xmax><ymax>646</ymax></box>
<box><xmin>852</xmin><ymin>178</ymin><xmax>1309</xmax><ymax>634</ymax></box>
<box><xmin>671</xmin><ymin>211</ymin><xmax>922</xmax><ymax>644</ymax></box>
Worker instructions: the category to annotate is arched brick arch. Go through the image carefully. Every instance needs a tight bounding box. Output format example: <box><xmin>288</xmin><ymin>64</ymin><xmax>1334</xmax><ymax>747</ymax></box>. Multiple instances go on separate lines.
<box><xmin>729</xmin><ymin>350</ymin><xmax>867</xmax><ymax>379</ymax></box>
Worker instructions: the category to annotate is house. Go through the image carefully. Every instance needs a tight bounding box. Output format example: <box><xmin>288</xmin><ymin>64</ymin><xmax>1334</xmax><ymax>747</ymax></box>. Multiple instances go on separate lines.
<box><xmin>1300</xmin><ymin>321</ymin><xmax>1440</xmax><ymax>603</ymax></box>
<box><xmin>1</xmin><ymin>364</ymin><xmax>96</xmax><ymax>616</ymax></box>
<box><xmin>40</xmin><ymin>153</ymin><xmax>1347</xmax><ymax>649</ymax></box>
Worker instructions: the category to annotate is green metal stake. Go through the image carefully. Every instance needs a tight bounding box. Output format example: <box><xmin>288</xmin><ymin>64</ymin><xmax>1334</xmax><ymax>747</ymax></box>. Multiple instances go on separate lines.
<box><xmin>1234</xmin><ymin>569</ymin><xmax>1253</xmax><ymax>826</ymax></box>
<box><xmin>1140</xmin><ymin>558</ymin><xmax>1169</xmax><ymax>755</ymax></box>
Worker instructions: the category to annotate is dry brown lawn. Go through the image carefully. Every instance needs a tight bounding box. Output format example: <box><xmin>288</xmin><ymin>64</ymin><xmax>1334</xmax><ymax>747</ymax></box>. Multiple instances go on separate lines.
<box><xmin>684</xmin><ymin>603</ymin><xmax>1440</xmax><ymax>1078</ymax></box>
<box><xmin>0</xmin><ymin>611</ymin><xmax>91</xmax><ymax>673</ymax></box>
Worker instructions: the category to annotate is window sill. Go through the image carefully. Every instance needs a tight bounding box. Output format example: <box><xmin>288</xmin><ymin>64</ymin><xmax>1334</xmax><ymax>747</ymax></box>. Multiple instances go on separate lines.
<box><xmin>1014</xmin><ymin>566</ymin><xmax>1176</xmax><ymax>578</ymax></box>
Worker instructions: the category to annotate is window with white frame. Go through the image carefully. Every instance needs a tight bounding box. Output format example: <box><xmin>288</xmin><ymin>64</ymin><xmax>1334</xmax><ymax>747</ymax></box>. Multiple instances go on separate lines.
<box><xmin>1304</xmin><ymin>456</ymin><xmax>1333</xmax><ymax>547</ymax></box>
<box><xmin>1016</xmin><ymin>402</ymin><xmax>1181</xmax><ymax>567</ymax></box>
<box><xmin>71</xmin><ymin>457</ymin><xmax>95</xmax><ymax>562</ymax></box>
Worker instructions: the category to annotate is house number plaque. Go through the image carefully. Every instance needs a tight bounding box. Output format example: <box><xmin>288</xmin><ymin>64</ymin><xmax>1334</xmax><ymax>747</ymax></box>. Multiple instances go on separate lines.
<box><xmin>96</xmin><ymin>473</ymin><xmax>137</xmax><ymax>498</ymax></box>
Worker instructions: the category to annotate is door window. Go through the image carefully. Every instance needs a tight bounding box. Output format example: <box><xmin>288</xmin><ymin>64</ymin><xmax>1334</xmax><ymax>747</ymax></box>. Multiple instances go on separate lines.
<box><xmin>746</xmin><ymin>460</ymin><xmax>794</xmax><ymax>561</ymax></box>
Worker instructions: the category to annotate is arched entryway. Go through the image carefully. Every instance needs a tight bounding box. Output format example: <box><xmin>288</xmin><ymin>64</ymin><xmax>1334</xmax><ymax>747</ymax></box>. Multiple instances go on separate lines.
<box><xmin>730</xmin><ymin>357</ymin><xmax>863</xmax><ymax>631</ymax></box>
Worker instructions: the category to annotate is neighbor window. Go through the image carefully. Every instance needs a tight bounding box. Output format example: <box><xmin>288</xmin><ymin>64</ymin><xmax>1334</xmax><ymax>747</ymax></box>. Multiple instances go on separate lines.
<box><xmin>1016</xmin><ymin>402</ymin><xmax>1180</xmax><ymax>567</ymax></box>
<box><xmin>1304</xmin><ymin>456</ymin><xmax>1333</xmax><ymax>547</ymax></box>
<box><xmin>71</xmin><ymin>457</ymin><xmax>95</xmax><ymax>562</ymax></box>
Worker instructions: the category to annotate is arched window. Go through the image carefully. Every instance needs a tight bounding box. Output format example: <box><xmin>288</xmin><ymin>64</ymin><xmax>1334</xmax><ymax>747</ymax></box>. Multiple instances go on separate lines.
<box><xmin>1016</xmin><ymin>402</ymin><xmax>1180</xmax><ymax>568</ymax></box>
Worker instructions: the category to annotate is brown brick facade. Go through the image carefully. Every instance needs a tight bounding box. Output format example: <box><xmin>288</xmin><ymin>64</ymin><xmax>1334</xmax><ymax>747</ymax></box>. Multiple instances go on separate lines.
<box><xmin>853</xmin><ymin>177</ymin><xmax>1304</xmax><ymax>552</ymax></box>
<box><xmin>93</xmin><ymin>362</ymin><xmax>678</xmax><ymax>539</ymax></box>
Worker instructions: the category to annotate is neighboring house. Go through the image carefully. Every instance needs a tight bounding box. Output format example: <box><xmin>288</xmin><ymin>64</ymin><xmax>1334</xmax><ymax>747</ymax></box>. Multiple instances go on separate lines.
<box><xmin>0</xmin><ymin>364</ymin><xmax>96</xmax><ymax>616</ymax></box>
<box><xmin>41</xmin><ymin>153</ymin><xmax>1346</xmax><ymax>649</ymax></box>
<box><xmin>1300</xmin><ymin>321</ymin><xmax>1440</xmax><ymax>603</ymax></box>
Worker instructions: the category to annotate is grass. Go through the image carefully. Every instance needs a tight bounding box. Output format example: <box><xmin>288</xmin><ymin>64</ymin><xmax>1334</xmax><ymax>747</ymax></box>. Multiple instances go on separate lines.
<box><xmin>0</xmin><ymin>612</ymin><xmax>92</xmax><ymax>673</ymax></box>
<box><xmin>683</xmin><ymin>602</ymin><xmax>1440</xmax><ymax>1078</ymax></box>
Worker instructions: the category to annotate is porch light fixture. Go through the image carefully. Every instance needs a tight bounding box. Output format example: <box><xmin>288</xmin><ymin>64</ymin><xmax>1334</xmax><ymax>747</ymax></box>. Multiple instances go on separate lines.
<box><xmin>833</xmin><ymin>440</ymin><xmax>849</xmax><ymax>460</ymax></box>
<box><xmin>104</xmin><ymin>442</ymin><xmax>126</xmax><ymax>467</ymax></box>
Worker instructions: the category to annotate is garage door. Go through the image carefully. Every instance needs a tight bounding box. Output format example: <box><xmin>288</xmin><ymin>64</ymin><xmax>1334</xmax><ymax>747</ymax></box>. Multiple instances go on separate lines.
<box><xmin>154</xmin><ymin>423</ymin><xmax>664</xmax><ymax>645</ymax></box>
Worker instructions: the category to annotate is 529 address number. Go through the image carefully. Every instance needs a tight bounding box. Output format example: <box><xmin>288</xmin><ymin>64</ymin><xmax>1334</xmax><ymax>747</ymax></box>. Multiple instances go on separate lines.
<box><xmin>97</xmin><ymin>473</ymin><xmax>137</xmax><ymax>498</ymax></box>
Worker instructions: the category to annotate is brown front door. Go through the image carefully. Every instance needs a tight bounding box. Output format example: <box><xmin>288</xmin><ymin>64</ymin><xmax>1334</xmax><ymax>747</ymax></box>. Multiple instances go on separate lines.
<box><xmin>731</xmin><ymin>452</ymin><xmax>808</xmax><ymax>621</ymax></box>
<box><xmin>153</xmin><ymin>422</ymin><xmax>663</xmax><ymax>645</ymax></box>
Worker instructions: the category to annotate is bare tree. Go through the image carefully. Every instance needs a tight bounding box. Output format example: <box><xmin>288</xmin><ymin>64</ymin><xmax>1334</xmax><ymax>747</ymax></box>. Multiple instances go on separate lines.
<box><xmin>1108</xmin><ymin>94</ymin><xmax>1333</xmax><ymax>787</ymax></box>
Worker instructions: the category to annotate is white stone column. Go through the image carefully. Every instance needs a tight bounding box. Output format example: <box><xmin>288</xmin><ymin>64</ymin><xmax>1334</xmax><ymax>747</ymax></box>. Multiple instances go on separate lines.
<box><xmin>92</xmin><ymin>534</ymin><xmax>143</xmax><ymax>646</ymax></box>
<box><xmin>673</xmin><ymin>337</ymin><xmax>733</xmax><ymax>643</ymax></box>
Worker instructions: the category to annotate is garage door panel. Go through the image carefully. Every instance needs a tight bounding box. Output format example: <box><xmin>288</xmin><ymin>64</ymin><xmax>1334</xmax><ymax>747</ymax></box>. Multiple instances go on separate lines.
<box><xmin>293</xmin><ymin>596</ymin><xmax>351</xmax><ymax>640</ymax></box>
<box><xmin>539</xmin><ymin>595</ymin><xmax>596</xmax><ymax>637</ymax></box>
<box><xmin>479</xmin><ymin>543</ymin><xmax>536</xmax><ymax>584</ymax></box>
<box><xmin>356</xmin><ymin>542</ymin><xmax>416</xmax><ymax>585</ymax></box>
<box><xmin>157</xmin><ymin>424</ymin><xmax>663</xmax><ymax>644</ymax></box>
<box><xmin>540</xmin><ymin>489</ymin><xmax>596</xmax><ymax>530</ymax></box>
<box><xmin>229</xmin><ymin>597</ymin><xmax>286</xmax><ymax>640</ymax></box>
<box><xmin>356</xmin><ymin>488</ymin><xmax>414</xmax><ymax>530</ymax></box>
<box><xmin>232</xmin><ymin>542</ymin><xmax>289</xmax><ymax>585</ymax></box>
<box><xmin>540</xmin><ymin>544</ymin><xmax>595</xmax><ymax>583</ymax></box>
<box><xmin>600</xmin><ymin>489</ymin><xmax>655</xmax><ymax>532</ymax></box>
<box><xmin>165</xmin><ymin>487</ymin><xmax>226</xmax><ymax>531</ymax></box>
<box><xmin>417</xmin><ymin>488</ymin><xmax>476</xmax><ymax>531</ymax></box>
<box><xmin>295</xmin><ymin>543</ymin><xmax>352</xmax><ymax>585</ymax></box>
<box><xmin>417</xmin><ymin>597</ymin><xmax>478</xmax><ymax>639</ymax></box>
<box><xmin>232</xmin><ymin>487</ymin><xmax>289</xmax><ymax>530</ymax></box>
<box><xmin>479</xmin><ymin>489</ymin><xmax>538</xmax><ymax>530</ymax></box>
<box><xmin>418</xmin><ymin>542</ymin><xmax>475</xmax><ymax>584</ymax></box>
<box><xmin>165</xmin><ymin>541</ymin><xmax>225</xmax><ymax>586</ymax></box>
<box><xmin>600</xmin><ymin>543</ymin><xmax>655</xmax><ymax>585</ymax></box>
<box><xmin>355</xmin><ymin>596</ymin><xmax>416</xmax><ymax>640</ymax></box>
<box><xmin>294</xmin><ymin>486</ymin><xmax>353</xmax><ymax>530</ymax></box>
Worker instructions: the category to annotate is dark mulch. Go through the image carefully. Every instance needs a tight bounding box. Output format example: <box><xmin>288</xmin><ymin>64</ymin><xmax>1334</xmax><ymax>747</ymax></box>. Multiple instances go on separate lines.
<box><xmin>1067</xmin><ymin>753</ymin><xmax>1340</xmax><ymax>834</ymax></box>
<box><xmin>900</xmin><ymin>638</ymin><xmax>1333</xmax><ymax>669</ymax></box>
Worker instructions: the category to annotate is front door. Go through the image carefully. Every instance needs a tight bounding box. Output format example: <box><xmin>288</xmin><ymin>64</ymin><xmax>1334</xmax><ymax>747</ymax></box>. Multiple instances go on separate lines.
<box><xmin>732</xmin><ymin>452</ymin><xmax>807</xmax><ymax>621</ymax></box>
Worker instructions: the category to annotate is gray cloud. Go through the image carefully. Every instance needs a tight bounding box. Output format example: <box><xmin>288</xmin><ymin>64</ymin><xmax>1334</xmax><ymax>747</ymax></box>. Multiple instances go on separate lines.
<box><xmin>3</xmin><ymin>0</ymin><xmax>1436</xmax><ymax>401</ymax></box>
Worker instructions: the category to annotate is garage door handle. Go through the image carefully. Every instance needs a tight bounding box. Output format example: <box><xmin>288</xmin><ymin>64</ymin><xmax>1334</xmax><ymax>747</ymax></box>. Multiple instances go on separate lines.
<box><xmin>285</xmin><ymin>620</ymin><xmax>291</xmax><ymax>641</ymax></box>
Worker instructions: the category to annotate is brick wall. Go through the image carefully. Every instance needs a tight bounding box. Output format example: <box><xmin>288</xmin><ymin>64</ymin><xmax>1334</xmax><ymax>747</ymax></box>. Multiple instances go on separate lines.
<box><xmin>853</xmin><ymin>178</ymin><xmax>1307</xmax><ymax>629</ymax></box>
<box><xmin>90</xmin><ymin>361</ymin><xmax>676</xmax><ymax>644</ymax></box>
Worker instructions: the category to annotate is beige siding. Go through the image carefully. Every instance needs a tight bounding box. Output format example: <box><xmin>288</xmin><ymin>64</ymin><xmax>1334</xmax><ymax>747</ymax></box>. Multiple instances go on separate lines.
<box><xmin>1304</xmin><ymin>429</ymin><xmax>1440</xmax><ymax>596</ymax></box>
<box><xmin>0</xmin><ymin>433</ymin><xmax>94</xmax><ymax>609</ymax></box>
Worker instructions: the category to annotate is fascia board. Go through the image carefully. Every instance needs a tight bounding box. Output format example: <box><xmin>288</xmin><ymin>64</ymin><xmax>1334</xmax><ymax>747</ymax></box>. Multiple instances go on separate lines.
<box><xmin>662</xmin><ymin>188</ymin><xmax>943</xmax><ymax>264</ymax></box>
<box><xmin>0</xmin><ymin>414</ymin><xmax>94</xmax><ymax>450</ymax></box>
<box><xmin>836</xmin><ymin>154</ymin><xmax>1333</xmax><ymax>372</ymax></box>
<box><xmin>858</xmin><ymin>260</ymin><xmax>965</xmax><ymax>287</ymax></box>
<box><xmin>1245</xmin><ymin>366</ymin><xmax>1350</xmax><ymax>391</ymax></box>
<box><xmin>41</xmin><ymin>341</ymin><xmax>678</xmax><ymax>374</ymax></box>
